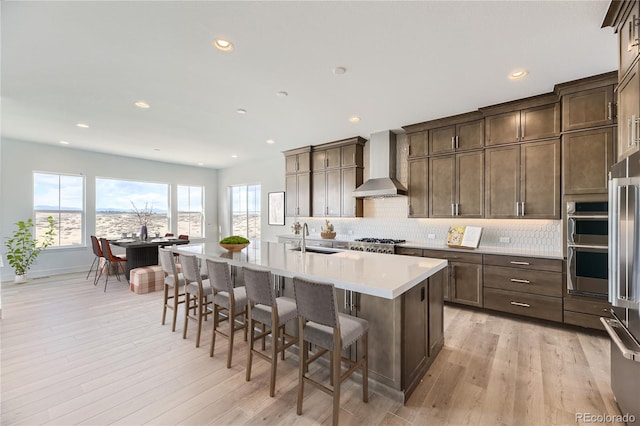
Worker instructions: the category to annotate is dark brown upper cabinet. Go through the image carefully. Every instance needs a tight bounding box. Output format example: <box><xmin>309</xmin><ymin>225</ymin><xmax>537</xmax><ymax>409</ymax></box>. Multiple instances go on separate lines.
<box><xmin>406</xmin><ymin>131</ymin><xmax>428</xmax><ymax>158</ymax></box>
<box><xmin>562</xmin><ymin>128</ymin><xmax>614</xmax><ymax>194</ymax></box>
<box><xmin>429</xmin><ymin>119</ymin><xmax>484</xmax><ymax>155</ymax></box>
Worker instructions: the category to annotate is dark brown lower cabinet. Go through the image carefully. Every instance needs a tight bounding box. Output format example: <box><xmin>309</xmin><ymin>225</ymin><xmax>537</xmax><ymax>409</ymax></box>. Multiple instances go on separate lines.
<box><xmin>422</xmin><ymin>250</ymin><xmax>483</xmax><ymax>307</ymax></box>
<box><xmin>563</xmin><ymin>294</ymin><xmax>611</xmax><ymax>330</ymax></box>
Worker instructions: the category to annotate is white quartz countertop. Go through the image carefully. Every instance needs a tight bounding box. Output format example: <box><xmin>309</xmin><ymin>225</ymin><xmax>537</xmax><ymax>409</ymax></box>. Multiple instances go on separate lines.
<box><xmin>174</xmin><ymin>242</ymin><xmax>447</xmax><ymax>299</ymax></box>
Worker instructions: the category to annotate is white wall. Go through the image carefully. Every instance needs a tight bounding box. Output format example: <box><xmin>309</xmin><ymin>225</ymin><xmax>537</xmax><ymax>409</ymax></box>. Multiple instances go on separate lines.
<box><xmin>216</xmin><ymin>153</ymin><xmax>286</xmax><ymax>243</ymax></box>
<box><xmin>0</xmin><ymin>138</ymin><xmax>218</xmax><ymax>280</ymax></box>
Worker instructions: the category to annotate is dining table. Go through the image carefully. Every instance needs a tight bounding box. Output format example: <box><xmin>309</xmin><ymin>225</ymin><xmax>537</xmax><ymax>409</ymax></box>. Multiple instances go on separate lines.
<box><xmin>109</xmin><ymin>237</ymin><xmax>190</xmax><ymax>279</ymax></box>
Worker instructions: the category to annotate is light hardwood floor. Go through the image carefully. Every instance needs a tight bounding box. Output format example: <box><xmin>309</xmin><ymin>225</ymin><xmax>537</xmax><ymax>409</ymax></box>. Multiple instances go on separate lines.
<box><xmin>1</xmin><ymin>272</ymin><xmax>624</xmax><ymax>425</ymax></box>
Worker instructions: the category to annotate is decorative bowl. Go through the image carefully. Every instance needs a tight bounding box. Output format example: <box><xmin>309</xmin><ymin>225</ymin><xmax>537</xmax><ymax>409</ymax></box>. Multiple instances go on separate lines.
<box><xmin>220</xmin><ymin>242</ymin><xmax>250</xmax><ymax>252</ymax></box>
<box><xmin>320</xmin><ymin>231</ymin><xmax>336</xmax><ymax>239</ymax></box>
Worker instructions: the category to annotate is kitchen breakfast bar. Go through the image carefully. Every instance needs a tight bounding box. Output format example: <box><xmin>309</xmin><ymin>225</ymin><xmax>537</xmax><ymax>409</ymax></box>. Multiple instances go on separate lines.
<box><xmin>174</xmin><ymin>241</ymin><xmax>448</xmax><ymax>402</ymax></box>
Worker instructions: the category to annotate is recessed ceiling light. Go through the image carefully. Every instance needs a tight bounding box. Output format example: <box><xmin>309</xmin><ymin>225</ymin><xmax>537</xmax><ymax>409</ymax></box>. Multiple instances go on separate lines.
<box><xmin>236</xmin><ymin>108</ymin><xmax>247</xmax><ymax>114</ymax></box>
<box><xmin>197</xmin><ymin>162</ymin><xmax>204</xmax><ymax>166</ymax></box>
<box><xmin>266</xmin><ymin>139</ymin><xmax>275</xmax><ymax>144</ymax></box>
<box><xmin>333</xmin><ymin>66</ymin><xmax>347</xmax><ymax>75</ymax></box>
<box><xmin>59</xmin><ymin>140</ymin><xmax>70</xmax><ymax>145</ymax></box>
<box><xmin>135</xmin><ymin>101</ymin><xmax>150</xmax><ymax>109</ymax></box>
<box><xmin>509</xmin><ymin>70</ymin><xmax>528</xmax><ymax>79</ymax></box>
<box><xmin>76</xmin><ymin>123</ymin><xmax>89</xmax><ymax>128</ymax></box>
<box><xmin>214</xmin><ymin>39</ymin><xmax>233</xmax><ymax>51</ymax></box>
<box><xmin>348</xmin><ymin>115</ymin><xmax>361</xmax><ymax>123</ymax></box>
<box><xmin>276</xmin><ymin>91</ymin><xmax>288</xmax><ymax>97</ymax></box>
<box><xmin>154</xmin><ymin>148</ymin><xmax>161</xmax><ymax>152</ymax></box>
<box><xmin>231</xmin><ymin>154</ymin><xmax>238</xmax><ymax>158</ymax></box>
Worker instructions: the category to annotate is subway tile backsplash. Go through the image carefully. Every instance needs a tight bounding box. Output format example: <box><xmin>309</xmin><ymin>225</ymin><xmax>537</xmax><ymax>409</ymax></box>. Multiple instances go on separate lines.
<box><xmin>287</xmin><ymin>196</ymin><xmax>562</xmax><ymax>257</ymax></box>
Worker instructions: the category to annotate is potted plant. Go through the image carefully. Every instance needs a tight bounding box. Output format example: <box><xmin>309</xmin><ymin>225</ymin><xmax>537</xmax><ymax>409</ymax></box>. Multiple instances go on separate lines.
<box><xmin>131</xmin><ymin>201</ymin><xmax>153</xmax><ymax>240</ymax></box>
<box><xmin>4</xmin><ymin>216</ymin><xmax>55</xmax><ymax>283</ymax></box>
<box><xmin>219</xmin><ymin>235</ymin><xmax>250</xmax><ymax>252</ymax></box>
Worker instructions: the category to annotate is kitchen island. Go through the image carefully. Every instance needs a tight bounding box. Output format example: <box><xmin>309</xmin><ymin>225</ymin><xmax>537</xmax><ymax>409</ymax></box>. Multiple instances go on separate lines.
<box><xmin>174</xmin><ymin>241</ymin><xmax>448</xmax><ymax>402</ymax></box>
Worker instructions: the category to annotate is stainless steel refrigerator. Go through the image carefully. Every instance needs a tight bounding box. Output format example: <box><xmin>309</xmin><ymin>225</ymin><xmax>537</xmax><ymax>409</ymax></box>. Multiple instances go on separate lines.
<box><xmin>602</xmin><ymin>150</ymin><xmax>640</xmax><ymax>420</ymax></box>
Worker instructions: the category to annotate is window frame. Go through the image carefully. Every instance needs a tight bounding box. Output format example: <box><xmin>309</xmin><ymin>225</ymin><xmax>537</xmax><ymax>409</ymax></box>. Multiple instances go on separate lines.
<box><xmin>177</xmin><ymin>184</ymin><xmax>205</xmax><ymax>238</ymax></box>
<box><xmin>33</xmin><ymin>171</ymin><xmax>86</xmax><ymax>249</ymax></box>
<box><xmin>229</xmin><ymin>183</ymin><xmax>261</xmax><ymax>240</ymax></box>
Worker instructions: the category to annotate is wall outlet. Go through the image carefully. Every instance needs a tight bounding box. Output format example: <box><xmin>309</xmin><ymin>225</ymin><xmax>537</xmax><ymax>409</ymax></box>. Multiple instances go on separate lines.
<box><xmin>427</xmin><ymin>233</ymin><xmax>436</xmax><ymax>239</ymax></box>
<box><xmin>499</xmin><ymin>237</ymin><xmax>510</xmax><ymax>243</ymax></box>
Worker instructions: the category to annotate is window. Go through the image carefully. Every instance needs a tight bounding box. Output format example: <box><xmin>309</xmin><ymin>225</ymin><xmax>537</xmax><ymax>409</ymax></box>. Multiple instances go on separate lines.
<box><xmin>96</xmin><ymin>178</ymin><xmax>169</xmax><ymax>238</ymax></box>
<box><xmin>33</xmin><ymin>172</ymin><xmax>84</xmax><ymax>247</ymax></box>
<box><xmin>230</xmin><ymin>184</ymin><xmax>260</xmax><ymax>239</ymax></box>
<box><xmin>177</xmin><ymin>185</ymin><xmax>204</xmax><ymax>238</ymax></box>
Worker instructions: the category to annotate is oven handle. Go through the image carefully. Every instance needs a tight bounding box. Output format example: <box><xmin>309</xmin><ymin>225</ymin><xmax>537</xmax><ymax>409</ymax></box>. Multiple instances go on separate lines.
<box><xmin>567</xmin><ymin>214</ymin><xmax>609</xmax><ymax>220</ymax></box>
<box><xmin>600</xmin><ymin>317</ymin><xmax>640</xmax><ymax>362</ymax></box>
<box><xmin>567</xmin><ymin>243</ymin><xmax>609</xmax><ymax>251</ymax></box>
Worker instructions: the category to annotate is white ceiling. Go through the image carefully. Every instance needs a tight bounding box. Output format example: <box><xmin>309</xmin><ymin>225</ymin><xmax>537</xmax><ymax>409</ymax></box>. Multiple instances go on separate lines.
<box><xmin>2</xmin><ymin>1</ymin><xmax>617</xmax><ymax>169</ymax></box>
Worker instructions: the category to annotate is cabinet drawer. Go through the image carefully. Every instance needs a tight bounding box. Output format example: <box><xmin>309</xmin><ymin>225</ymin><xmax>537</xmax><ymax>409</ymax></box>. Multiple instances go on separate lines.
<box><xmin>563</xmin><ymin>311</ymin><xmax>606</xmax><ymax>331</ymax></box>
<box><xmin>483</xmin><ymin>254</ymin><xmax>563</xmax><ymax>272</ymax></box>
<box><xmin>564</xmin><ymin>296</ymin><xmax>611</xmax><ymax>317</ymax></box>
<box><xmin>484</xmin><ymin>288</ymin><xmax>563</xmax><ymax>322</ymax></box>
<box><xmin>423</xmin><ymin>249</ymin><xmax>482</xmax><ymax>264</ymax></box>
<box><xmin>332</xmin><ymin>242</ymin><xmax>349</xmax><ymax>249</ymax></box>
<box><xmin>483</xmin><ymin>265</ymin><xmax>562</xmax><ymax>297</ymax></box>
<box><xmin>396</xmin><ymin>247</ymin><xmax>423</xmax><ymax>257</ymax></box>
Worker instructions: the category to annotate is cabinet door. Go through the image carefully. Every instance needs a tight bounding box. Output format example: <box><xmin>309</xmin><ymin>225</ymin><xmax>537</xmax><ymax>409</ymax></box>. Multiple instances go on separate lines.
<box><xmin>520</xmin><ymin>139</ymin><xmax>560</xmax><ymax>219</ymax></box>
<box><xmin>312</xmin><ymin>151</ymin><xmax>326</xmax><ymax>171</ymax></box>
<box><xmin>562</xmin><ymin>86</ymin><xmax>615</xmax><ymax>131</ymax></box>
<box><xmin>429</xmin><ymin>155</ymin><xmax>455</xmax><ymax>217</ymax></box>
<box><xmin>402</xmin><ymin>283</ymin><xmax>427</xmax><ymax>391</ymax></box>
<box><xmin>562</xmin><ymin>128</ymin><xmax>614</xmax><ymax>194</ymax></box>
<box><xmin>341</xmin><ymin>167</ymin><xmax>363</xmax><ymax>217</ymax></box>
<box><xmin>326</xmin><ymin>169</ymin><xmax>341</xmax><ymax>216</ymax></box>
<box><xmin>485</xmin><ymin>111</ymin><xmax>519</xmax><ymax>146</ymax></box>
<box><xmin>285</xmin><ymin>174</ymin><xmax>298</xmax><ymax>216</ymax></box>
<box><xmin>325</xmin><ymin>148</ymin><xmax>341</xmax><ymax>169</ymax></box>
<box><xmin>428</xmin><ymin>268</ymin><xmax>445</xmax><ymax>356</ymax></box>
<box><xmin>408</xmin><ymin>158</ymin><xmax>428</xmax><ymax>217</ymax></box>
<box><xmin>485</xmin><ymin>145</ymin><xmax>520</xmax><ymax>218</ymax></box>
<box><xmin>429</xmin><ymin>125</ymin><xmax>456</xmax><ymax>155</ymax></box>
<box><xmin>408</xmin><ymin>131</ymin><xmax>428</xmax><ymax>158</ymax></box>
<box><xmin>456</xmin><ymin>150</ymin><xmax>484</xmax><ymax>217</ymax></box>
<box><xmin>520</xmin><ymin>103</ymin><xmax>560</xmax><ymax>142</ymax></box>
<box><xmin>297</xmin><ymin>173</ymin><xmax>311</xmax><ymax>217</ymax></box>
<box><xmin>285</xmin><ymin>155</ymin><xmax>298</xmax><ymax>174</ymax></box>
<box><xmin>618</xmin><ymin>62</ymin><xmax>640</xmax><ymax>161</ymax></box>
<box><xmin>312</xmin><ymin>171</ymin><xmax>326</xmax><ymax>217</ymax></box>
<box><xmin>619</xmin><ymin>1</ymin><xmax>640</xmax><ymax>80</ymax></box>
<box><xmin>341</xmin><ymin>144</ymin><xmax>357</xmax><ymax>167</ymax></box>
<box><xmin>456</xmin><ymin>119</ymin><xmax>484</xmax><ymax>151</ymax></box>
<box><xmin>297</xmin><ymin>152</ymin><xmax>311</xmax><ymax>172</ymax></box>
<box><xmin>450</xmin><ymin>262</ymin><xmax>483</xmax><ymax>307</ymax></box>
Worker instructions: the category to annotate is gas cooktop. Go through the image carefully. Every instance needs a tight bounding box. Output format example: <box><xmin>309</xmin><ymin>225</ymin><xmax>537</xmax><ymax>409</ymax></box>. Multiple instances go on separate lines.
<box><xmin>353</xmin><ymin>238</ymin><xmax>406</xmax><ymax>244</ymax></box>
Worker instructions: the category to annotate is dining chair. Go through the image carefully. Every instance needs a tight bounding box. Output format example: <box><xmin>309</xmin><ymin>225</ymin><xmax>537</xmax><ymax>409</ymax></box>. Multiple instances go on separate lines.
<box><xmin>206</xmin><ymin>258</ymin><xmax>248</xmax><ymax>368</ymax></box>
<box><xmin>87</xmin><ymin>235</ymin><xmax>103</xmax><ymax>285</ymax></box>
<box><xmin>180</xmin><ymin>253</ymin><xmax>213</xmax><ymax>347</ymax></box>
<box><xmin>178</xmin><ymin>234</ymin><xmax>189</xmax><ymax>240</ymax></box>
<box><xmin>292</xmin><ymin>276</ymin><xmax>369</xmax><ymax>426</ymax></box>
<box><xmin>243</xmin><ymin>265</ymin><xmax>297</xmax><ymax>396</ymax></box>
<box><xmin>98</xmin><ymin>238</ymin><xmax>127</xmax><ymax>292</ymax></box>
<box><xmin>158</xmin><ymin>247</ymin><xmax>186</xmax><ymax>332</ymax></box>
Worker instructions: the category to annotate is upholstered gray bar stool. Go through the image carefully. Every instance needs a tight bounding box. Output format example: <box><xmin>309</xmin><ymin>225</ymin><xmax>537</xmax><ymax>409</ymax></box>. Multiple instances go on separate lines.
<box><xmin>243</xmin><ymin>265</ymin><xmax>298</xmax><ymax>397</ymax></box>
<box><xmin>206</xmin><ymin>258</ymin><xmax>248</xmax><ymax>368</ymax></box>
<box><xmin>180</xmin><ymin>253</ymin><xmax>213</xmax><ymax>347</ymax></box>
<box><xmin>292</xmin><ymin>276</ymin><xmax>369</xmax><ymax>426</ymax></box>
<box><xmin>158</xmin><ymin>247</ymin><xmax>186</xmax><ymax>332</ymax></box>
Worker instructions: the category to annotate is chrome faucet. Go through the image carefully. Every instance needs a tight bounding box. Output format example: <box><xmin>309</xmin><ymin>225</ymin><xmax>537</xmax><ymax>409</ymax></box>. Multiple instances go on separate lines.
<box><xmin>301</xmin><ymin>223</ymin><xmax>309</xmax><ymax>253</ymax></box>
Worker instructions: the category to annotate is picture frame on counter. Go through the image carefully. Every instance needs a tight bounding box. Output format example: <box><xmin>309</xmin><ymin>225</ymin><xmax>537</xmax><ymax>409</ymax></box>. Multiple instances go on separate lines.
<box><xmin>268</xmin><ymin>191</ymin><xmax>285</xmax><ymax>226</ymax></box>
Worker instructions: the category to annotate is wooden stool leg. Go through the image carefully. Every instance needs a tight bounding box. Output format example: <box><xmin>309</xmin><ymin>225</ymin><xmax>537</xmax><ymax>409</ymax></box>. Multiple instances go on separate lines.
<box><xmin>195</xmin><ymin>295</ymin><xmax>203</xmax><ymax>347</ymax></box>
<box><xmin>332</xmin><ymin>333</ymin><xmax>341</xmax><ymax>426</ymax></box>
<box><xmin>269</xmin><ymin>320</ymin><xmax>278</xmax><ymax>397</ymax></box>
<box><xmin>246</xmin><ymin>316</ymin><xmax>254</xmax><ymax>382</ymax></box>
<box><xmin>296</xmin><ymin>318</ymin><xmax>306</xmax><ymax>416</ymax></box>
<box><xmin>183</xmin><ymin>293</ymin><xmax>190</xmax><ymax>339</ymax></box>
<box><xmin>362</xmin><ymin>331</ymin><xmax>368</xmax><ymax>403</ymax></box>
<box><xmin>210</xmin><ymin>304</ymin><xmax>219</xmax><ymax>357</ymax></box>
<box><xmin>162</xmin><ymin>285</ymin><xmax>169</xmax><ymax>326</ymax></box>
<box><xmin>280</xmin><ymin>326</ymin><xmax>286</xmax><ymax>361</ymax></box>
<box><xmin>261</xmin><ymin>323</ymin><xmax>266</xmax><ymax>351</ymax></box>
<box><xmin>227</xmin><ymin>307</ymin><xmax>235</xmax><ymax>368</ymax></box>
<box><xmin>171</xmin><ymin>287</ymin><xmax>179</xmax><ymax>332</ymax></box>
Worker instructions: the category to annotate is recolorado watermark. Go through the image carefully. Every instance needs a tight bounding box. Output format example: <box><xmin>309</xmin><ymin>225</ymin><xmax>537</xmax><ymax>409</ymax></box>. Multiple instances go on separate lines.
<box><xmin>576</xmin><ymin>412</ymin><xmax>636</xmax><ymax>423</ymax></box>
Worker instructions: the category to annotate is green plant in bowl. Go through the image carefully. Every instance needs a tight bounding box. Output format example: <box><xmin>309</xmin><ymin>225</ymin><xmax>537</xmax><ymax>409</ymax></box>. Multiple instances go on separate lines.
<box><xmin>219</xmin><ymin>236</ymin><xmax>250</xmax><ymax>252</ymax></box>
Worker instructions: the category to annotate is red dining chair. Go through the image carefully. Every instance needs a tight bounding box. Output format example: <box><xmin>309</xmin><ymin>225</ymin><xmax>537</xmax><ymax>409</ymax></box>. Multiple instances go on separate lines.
<box><xmin>87</xmin><ymin>235</ymin><xmax>103</xmax><ymax>286</ymax></box>
<box><xmin>98</xmin><ymin>238</ymin><xmax>127</xmax><ymax>292</ymax></box>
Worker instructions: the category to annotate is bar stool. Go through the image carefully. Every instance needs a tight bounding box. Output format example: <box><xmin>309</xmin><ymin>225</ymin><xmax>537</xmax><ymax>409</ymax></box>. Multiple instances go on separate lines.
<box><xmin>243</xmin><ymin>265</ymin><xmax>297</xmax><ymax>396</ymax></box>
<box><xmin>180</xmin><ymin>253</ymin><xmax>213</xmax><ymax>347</ymax></box>
<box><xmin>158</xmin><ymin>247</ymin><xmax>186</xmax><ymax>332</ymax></box>
<box><xmin>292</xmin><ymin>276</ymin><xmax>369</xmax><ymax>426</ymax></box>
<box><xmin>206</xmin><ymin>259</ymin><xmax>248</xmax><ymax>368</ymax></box>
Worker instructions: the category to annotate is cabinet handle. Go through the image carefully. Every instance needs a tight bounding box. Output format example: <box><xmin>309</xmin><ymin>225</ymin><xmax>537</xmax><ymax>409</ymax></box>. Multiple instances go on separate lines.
<box><xmin>451</xmin><ymin>136</ymin><xmax>456</xmax><ymax>150</ymax></box>
<box><xmin>408</xmin><ymin>142</ymin><xmax>412</xmax><ymax>156</ymax></box>
<box><xmin>516</xmin><ymin>124</ymin><xmax>520</xmax><ymax>141</ymax></box>
<box><xmin>510</xmin><ymin>301</ymin><xmax>530</xmax><ymax>308</ymax></box>
<box><xmin>515</xmin><ymin>201</ymin><xmax>520</xmax><ymax>217</ymax></box>
<box><xmin>521</xmin><ymin>202</ymin><xmax>525</xmax><ymax>216</ymax></box>
<box><xmin>629</xmin><ymin>116</ymin><xmax>636</xmax><ymax>148</ymax></box>
<box><xmin>510</xmin><ymin>278</ymin><xmax>531</xmax><ymax>284</ymax></box>
<box><xmin>455</xmin><ymin>135</ymin><xmax>459</xmax><ymax>150</ymax></box>
<box><xmin>510</xmin><ymin>261</ymin><xmax>530</xmax><ymax>265</ymax></box>
<box><xmin>635</xmin><ymin>116</ymin><xmax>640</xmax><ymax>146</ymax></box>
<box><xmin>633</xmin><ymin>17</ymin><xmax>640</xmax><ymax>47</ymax></box>
<box><xmin>456</xmin><ymin>203</ymin><xmax>459</xmax><ymax>216</ymax></box>
<box><xmin>607</xmin><ymin>102</ymin><xmax>613</xmax><ymax>121</ymax></box>
<box><xmin>451</xmin><ymin>203</ymin><xmax>455</xmax><ymax>216</ymax></box>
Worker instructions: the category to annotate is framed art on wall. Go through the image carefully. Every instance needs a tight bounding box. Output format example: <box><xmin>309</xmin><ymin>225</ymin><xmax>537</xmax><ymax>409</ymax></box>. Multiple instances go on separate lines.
<box><xmin>268</xmin><ymin>191</ymin><xmax>285</xmax><ymax>225</ymax></box>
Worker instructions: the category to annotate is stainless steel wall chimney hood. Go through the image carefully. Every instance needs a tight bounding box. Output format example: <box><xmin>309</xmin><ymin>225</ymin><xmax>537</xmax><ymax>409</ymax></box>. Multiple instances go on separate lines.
<box><xmin>353</xmin><ymin>130</ymin><xmax>407</xmax><ymax>198</ymax></box>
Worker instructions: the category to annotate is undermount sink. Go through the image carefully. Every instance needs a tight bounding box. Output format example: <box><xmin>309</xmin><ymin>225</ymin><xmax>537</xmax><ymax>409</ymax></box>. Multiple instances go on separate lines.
<box><xmin>289</xmin><ymin>246</ymin><xmax>339</xmax><ymax>254</ymax></box>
